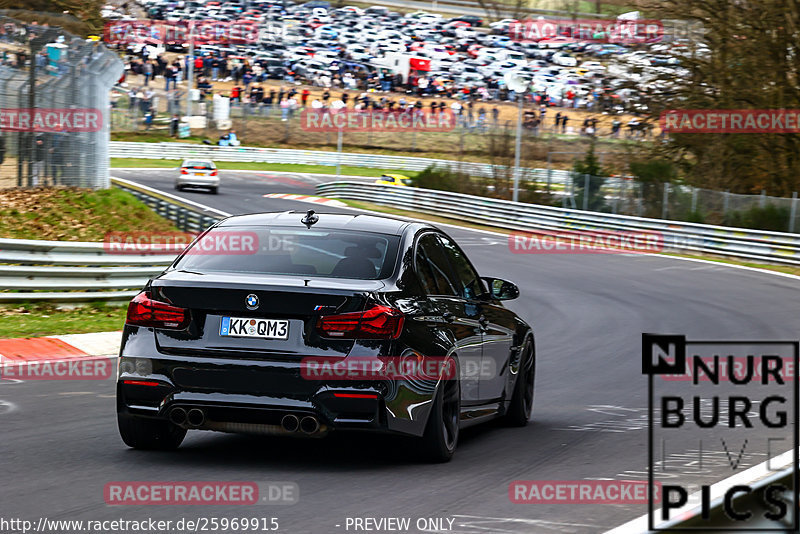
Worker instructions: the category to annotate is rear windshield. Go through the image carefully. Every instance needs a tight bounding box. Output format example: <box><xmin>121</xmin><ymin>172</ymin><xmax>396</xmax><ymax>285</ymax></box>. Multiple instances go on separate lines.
<box><xmin>173</xmin><ymin>226</ymin><xmax>400</xmax><ymax>280</ymax></box>
<box><xmin>183</xmin><ymin>160</ymin><xmax>215</xmax><ymax>169</ymax></box>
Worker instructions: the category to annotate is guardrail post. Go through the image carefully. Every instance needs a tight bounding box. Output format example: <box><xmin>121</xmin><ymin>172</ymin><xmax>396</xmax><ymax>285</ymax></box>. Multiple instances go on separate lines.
<box><xmin>691</xmin><ymin>187</ymin><xmax>698</xmax><ymax>214</ymax></box>
<box><xmin>662</xmin><ymin>183</ymin><xmax>669</xmax><ymax>220</ymax></box>
<box><xmin>790</xmin><ymin>192</ymin><xmax>798</xmax><ymax>233</ymax></box>
<box><xmin>723</xmin><ymin>190</ymin><xmax>730</xmax><ymax>214</ymax></box>
<box><xmin>760</xmin><ymin>190</ymin><xmax>766</xmax><ymax>208</ymax></box>
<box><xmin>336</xmin><ymin>128</ymin><xmax>343</xmax><ymax>180</ymax></box>
<box><xmin>178</xmin><ymin>207</ymin><xmax>187</xmax><ymax>232</ymax></box>
<box><xmin>637</xmin><ymin>183</ymin><xmax>644</xmax><ymax>217</ymax></box>
<box><xmin>545</xmin><ymin>168</ymin><xmax>552</xmax><ymax>196</ymax></box>
<box><xmin>583</xmin><ymin>174</ymin><xmax>590</xmax><ymax>211</ymax></box>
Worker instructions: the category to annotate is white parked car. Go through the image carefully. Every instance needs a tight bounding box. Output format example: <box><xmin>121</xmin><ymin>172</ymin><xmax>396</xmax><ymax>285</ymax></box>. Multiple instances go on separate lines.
<box><xmin>579</xmin><ymin>61</ymin><xmax>606</xmax><ymax>71</ymax></box>
<box><xmin>455</xmin><ymin>27</ymin><xmax>479</xmax><ymax>39</ymax></box>
<box><xmin>340</xmin><ymin>5</ymin><xmax>364</xmax><ymax>15</ymax></box>
<box><xmin>552</xmin><ymin>52</ymin><xmax>577</xmax><ymax>67</ymax></box>
<box><xmin>346</xmin><ymin>45</ymin><xmax>373</xmax><ymax>61</ymax></box>
<box><xmin>496</xmin><ymin>49</ymin><xmax>527</xmax><ymax>66</ymax></box>
<box><xmin>313</xmin><ymin>50</ymin><xmax>340</xmax><ymax>64</ymax></box>
<box><xmin>489</xmin><ymin>18</ymin><xmax>518</xmax><ymax>30</ymax></box>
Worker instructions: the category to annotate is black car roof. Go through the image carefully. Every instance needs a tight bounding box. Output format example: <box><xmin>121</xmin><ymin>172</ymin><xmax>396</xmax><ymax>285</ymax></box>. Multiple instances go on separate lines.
<box><xmin>217</xmin><ymin>211</ymin><xmax>415</xmax><ymax>235</ymax></box>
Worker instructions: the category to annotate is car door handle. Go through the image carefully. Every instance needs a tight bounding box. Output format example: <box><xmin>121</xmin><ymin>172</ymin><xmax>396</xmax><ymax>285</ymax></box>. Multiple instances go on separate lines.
<box><xmin>478</xmin><ymin>315</ymin><xmax>489</xmax><ymax>330</ymax></box>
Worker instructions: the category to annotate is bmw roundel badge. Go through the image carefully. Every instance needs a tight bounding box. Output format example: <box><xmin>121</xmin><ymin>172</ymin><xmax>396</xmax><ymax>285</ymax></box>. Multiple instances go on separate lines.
<box><xmin>245</xmin><ymin>294</ymin><xmax>259</xmax><ymax>310</ymax></box>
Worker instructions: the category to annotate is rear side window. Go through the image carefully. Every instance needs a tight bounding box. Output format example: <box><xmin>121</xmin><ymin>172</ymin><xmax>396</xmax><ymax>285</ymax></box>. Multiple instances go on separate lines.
<box><xmin>173</xmin><ymin>226</ymin><xmax>399</xmax><ymax>280</ymax></box>
<box><xmin>436</xmin><ymin>234</ymin><xmax>486</xmax><ymax>300</ymax></box>
<box><xmin>415</xmin><ymin>233</ymin><xmax>458</xmax><ymax>296</ymax></box>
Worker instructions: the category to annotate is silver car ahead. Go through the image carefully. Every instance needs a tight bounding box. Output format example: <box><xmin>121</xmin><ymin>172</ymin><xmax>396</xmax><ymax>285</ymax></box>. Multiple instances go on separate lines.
<box><xmin>175</xmin><ymin>159</ymin><xmax>219</xmax><ymax>194</ymax></box>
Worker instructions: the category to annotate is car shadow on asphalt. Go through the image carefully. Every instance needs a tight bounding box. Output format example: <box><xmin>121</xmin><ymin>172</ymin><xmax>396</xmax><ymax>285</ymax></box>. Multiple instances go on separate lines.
<box><xmin>121</xmin><ymin>419</ymin><xmax>558</xmax><ymax>470</ymax></box>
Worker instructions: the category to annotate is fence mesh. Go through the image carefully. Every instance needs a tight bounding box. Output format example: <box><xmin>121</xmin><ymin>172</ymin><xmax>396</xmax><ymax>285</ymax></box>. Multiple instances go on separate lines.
<box><xmin>0</xmin><ymin>16</ymin><xmax>123</xmax><ymax>189</ymax></box>
<box><xmin>559</xmin><ymin>176</ymin><xmax>800</xmax><ymax>233</ymax></box>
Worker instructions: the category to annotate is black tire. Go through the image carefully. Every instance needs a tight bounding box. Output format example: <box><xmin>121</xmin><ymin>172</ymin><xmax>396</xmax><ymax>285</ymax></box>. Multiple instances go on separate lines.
<box><xmin>504</xmin><ymin>338</ymin><xmax>535</xmax><ymax>427</ymax></box>
<box><xmin>118</xmin><ymin>414</ymin><xmax>186</xmax><ymax>450</ymax></box>
<box><xmin>419</xmin><ymin>375</ymin><xmax>460</xmax><ymax>462</ymax></box>
<box><xmin>210</xmin><ymin>187</ymin><xmax>218</xmax><ymax>194</ymax></box>
<box><xmin>174</xmin><ymin>184</ymin><xmax>182</xmax><ymax>191</ymax></box>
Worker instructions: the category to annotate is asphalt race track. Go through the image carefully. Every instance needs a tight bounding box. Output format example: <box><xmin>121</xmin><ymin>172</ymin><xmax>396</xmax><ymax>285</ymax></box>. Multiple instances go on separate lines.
<box><xmin>2</xmin><ymin>169</ymin><xmax>799</xmax><ymax>533</ymax></box>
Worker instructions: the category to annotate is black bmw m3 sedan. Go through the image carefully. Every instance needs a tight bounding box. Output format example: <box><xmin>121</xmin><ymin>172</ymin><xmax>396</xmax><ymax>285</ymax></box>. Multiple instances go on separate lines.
<box><xmin>117</xmin><ymin>211</ymin><xmax>535</xmax><ymax>461</ymax></box>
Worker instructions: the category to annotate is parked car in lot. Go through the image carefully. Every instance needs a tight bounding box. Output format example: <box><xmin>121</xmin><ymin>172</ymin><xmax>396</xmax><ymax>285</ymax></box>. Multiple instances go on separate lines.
<box><xmin>116</xmin><ymin>212</ymin><xmax>536</xmax><ymax>462</ymax></box>
<box><xmin>126</xmin><ymin>0</ymin><xmax>685</xmax><ymax>117</ymax></box>
<box><xmin>449</xmin><ymin>15</ymin><xmax>483</xmax><ymax>27</ymax></box>
<box><xmin>489</xmin><ymin>18</ymin><xmax>518</xmax><ymax>34</ymax></box>
<box><xmin>552</xmin><ymin>52</ymin><xmax>577</xmax><ymax>67</ymax></box>
<box><xmin>538</xmin><ymin>36</ymin><xmax>576</xmax><ymax>49</ymax></box>
<box><xmin>175</xmin><ymin>159</ymin><xmax>219</xmax><ymax>194</ymax></box>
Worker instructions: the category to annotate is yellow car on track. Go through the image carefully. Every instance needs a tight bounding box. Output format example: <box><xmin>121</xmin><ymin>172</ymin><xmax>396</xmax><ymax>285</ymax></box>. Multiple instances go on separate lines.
<box><xmin>375</xmin><ymin>174</ymin><xmax>414</xmax><ymax>186</ymax></box>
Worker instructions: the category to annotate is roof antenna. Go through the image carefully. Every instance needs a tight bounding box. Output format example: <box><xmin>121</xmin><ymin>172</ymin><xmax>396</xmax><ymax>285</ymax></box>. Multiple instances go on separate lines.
<box><xmin>301</xmin><ymin>209</ymin><xmax>319</xmax><ymax>229</ymax></box>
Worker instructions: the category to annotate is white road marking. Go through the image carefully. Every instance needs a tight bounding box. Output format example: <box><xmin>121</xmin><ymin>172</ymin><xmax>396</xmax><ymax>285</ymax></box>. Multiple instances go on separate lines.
<box><xmin>52</xmin><ymin>332</ymin><xmax>122</xmax><ymax>357</ymax></box>
<box><xmin>452</xmin><ymin>514</ymin><xmax>599</xmax><ymax>533</ymax></box>
<box><xmin>0</xmin><ymin>400</ymin><xmax>18</xmax><ymax>414</ymax></box>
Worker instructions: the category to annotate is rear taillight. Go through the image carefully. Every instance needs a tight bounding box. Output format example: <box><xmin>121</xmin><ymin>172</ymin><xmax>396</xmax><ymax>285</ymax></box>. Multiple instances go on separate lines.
<box><xmin>126</xmin><ymin>292</ymin><xmax>188</xmax><ymax>329</ymax></box>
<box><xmin>180</xmin><ymin>168</ymin><xmax>189</xmax><ymax>174</ymax></box>
<box><xmin>210</xmin><ymin>170</ymin><xmax>218</xmax><ymax>176</ymax></box>
<box><xmin>316</xmin><ymin>305</ymin><xmax>404</xmax><ymax>339</ymax></box>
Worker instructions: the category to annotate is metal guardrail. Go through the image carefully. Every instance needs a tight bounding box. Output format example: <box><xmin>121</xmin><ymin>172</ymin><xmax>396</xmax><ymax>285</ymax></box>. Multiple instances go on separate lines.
<box><xmin>108</xmin><ymin>141</ymin><xmax>572</xmax><ymax>184</ymax></box>
<box><xmin>0</xmin><ymin>239</ymin><xmax>175</xmax><ymax>302</ymax></box>
<box><xmin>0</xmin><ymin>177</ymin><xmax>226</xmax><ymax>302</ymax></box>
<box><xmin>111</xmin><ymin>176</ymin><xmax>226</xmax><ymax>233</ymax></box>
<box><xmin>315</xmin><ymin>182</ymin><xmax>800</xmax><ymax>266</ymax></box>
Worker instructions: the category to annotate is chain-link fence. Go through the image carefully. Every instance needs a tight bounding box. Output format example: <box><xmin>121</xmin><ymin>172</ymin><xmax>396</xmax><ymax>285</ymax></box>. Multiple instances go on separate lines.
<box><xmin>0</xmin><ymin>16</ymin><xmax>123</xmax><ymax>189</ymax></box>
<box><xmin>560</xmin><ymin>175</ymin><xmax>800</xmax><ymax>233</ymax></box>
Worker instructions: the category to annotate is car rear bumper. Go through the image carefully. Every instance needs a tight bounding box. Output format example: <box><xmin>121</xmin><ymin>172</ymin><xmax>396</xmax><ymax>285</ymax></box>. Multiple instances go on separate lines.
<box><xmin>118</xmin><ymin>381</ymin><xmax>387</xmax><ymax>437</ymax></box>
<box><xmin>117</xmin><ymin>353</ymin><xmax>435</xmax><ymax>438</ymax></box>
<box><xmin>176</xmin><ymin>176</ymin><xmax>219</xmax><ymax>187</ymax></box>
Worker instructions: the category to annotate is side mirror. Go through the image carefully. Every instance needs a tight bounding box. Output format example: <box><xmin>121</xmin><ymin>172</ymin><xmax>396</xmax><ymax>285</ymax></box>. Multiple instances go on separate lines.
<box><xmin>481</xmin><ymin>277</ymin><xmax>519</xmax><ymax>301</ymax></box>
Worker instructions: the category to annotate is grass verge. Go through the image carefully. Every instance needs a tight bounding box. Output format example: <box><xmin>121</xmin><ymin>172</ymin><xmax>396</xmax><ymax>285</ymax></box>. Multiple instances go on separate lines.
<box><xmin>110</xmin><ymin>158</ymin><xmax>421</xmax><ymax>178</ymax></box>
<box><xmin>0</xmin><ymin>187</ymin><xmax>178</xmax><ymax>241</ymax></box>
<box><xmin>0</xmin><ymin>303</ymin><xmax>126</xmax><ymax>338</ymax></box>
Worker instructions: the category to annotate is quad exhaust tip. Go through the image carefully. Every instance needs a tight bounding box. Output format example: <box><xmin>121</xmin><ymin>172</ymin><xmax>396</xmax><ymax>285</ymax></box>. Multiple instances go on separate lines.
<box><xmin>186</xmin><ymin>408</ymin><xmax>205</xmax><ymax>427</ymax></box>
<box><xmin>300</xmin><ymin>416</ymin><xmax>320</xmax><ymax>435</ymax></box>
<box><xmin>169</xmin><ymin>407</ymin><xmax>187</xmax><ymax>426</ymax></box>
<box><xmin>281</xmin><ymin>414</ymin><xmax>300</xmax><ymax>433</ymax></box>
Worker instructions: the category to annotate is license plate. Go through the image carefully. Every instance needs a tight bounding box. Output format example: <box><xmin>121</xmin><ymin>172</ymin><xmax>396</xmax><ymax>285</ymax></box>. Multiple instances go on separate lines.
<box><xmin>194</xmin><ymin>172</ymin><xmax>205</xmax><ymax>176</ymax></box>
<box><xmin>220</xmin><ymin>317</ymin><xmax>289</xmax><ymax>339</ymax></box>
